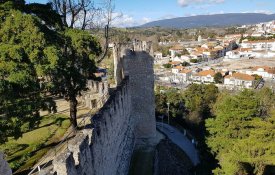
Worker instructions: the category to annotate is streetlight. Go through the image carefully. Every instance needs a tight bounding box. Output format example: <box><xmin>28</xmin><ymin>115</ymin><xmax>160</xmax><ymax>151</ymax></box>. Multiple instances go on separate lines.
<box><xmin>167</xmin><ymin>102</ymin><xmax>170</xmax><ymax>125</ymax></box>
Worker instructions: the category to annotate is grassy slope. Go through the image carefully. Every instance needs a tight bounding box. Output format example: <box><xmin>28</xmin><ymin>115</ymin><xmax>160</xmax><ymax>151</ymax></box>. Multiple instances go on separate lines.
<box><xmin>0</xmin><ymin>114</ymin><xmax>70</xmax><ymax>173</ymax></box>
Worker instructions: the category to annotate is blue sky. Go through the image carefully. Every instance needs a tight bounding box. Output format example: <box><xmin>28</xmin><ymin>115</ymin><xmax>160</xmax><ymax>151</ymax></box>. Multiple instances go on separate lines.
<box><xmin>27</xmin><ymin>0</ymin><xmax>275</xmax><ymax>27</ymax></box>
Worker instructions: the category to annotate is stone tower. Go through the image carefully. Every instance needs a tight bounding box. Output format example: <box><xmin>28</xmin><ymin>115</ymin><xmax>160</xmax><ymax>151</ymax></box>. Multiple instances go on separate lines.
<box><xmin>113</xmin><ymin>40</ymin><xmax>156</xmax><ymax>143</ymax></box>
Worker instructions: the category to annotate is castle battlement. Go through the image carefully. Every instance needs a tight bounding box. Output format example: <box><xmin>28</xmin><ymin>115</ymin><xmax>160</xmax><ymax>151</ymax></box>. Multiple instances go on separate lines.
<box><xmin>33</xmin><ymin>41</ymin><xmax>156</xmax><ymax>175</ymax></box>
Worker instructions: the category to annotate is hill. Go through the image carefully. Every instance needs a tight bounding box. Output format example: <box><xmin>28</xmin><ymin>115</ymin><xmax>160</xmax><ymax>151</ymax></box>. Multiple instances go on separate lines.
<box><xmin>140</xmin><ymin>13</ymin><xmax>275</xmax><ymax>28</ymax></box>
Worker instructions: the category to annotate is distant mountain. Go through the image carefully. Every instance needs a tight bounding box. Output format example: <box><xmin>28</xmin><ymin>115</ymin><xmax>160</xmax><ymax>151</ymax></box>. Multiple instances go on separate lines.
<box><xmin>140</xmin><ymin>13</ymin><xmax>275</xmax><ymax>28</ymax></box>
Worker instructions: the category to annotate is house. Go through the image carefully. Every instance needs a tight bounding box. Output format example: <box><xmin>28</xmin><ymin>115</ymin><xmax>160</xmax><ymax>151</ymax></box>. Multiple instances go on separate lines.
<box><xmin>191</xmin><ymin>69</ymin><xmax>216</xmax><ymax>83</ymax></box>
<box><xmin>225</xmin><ymin>48</ymin><xmax>253</xmax><ymax>59</ymax></box>
<box><xmin>172</xmin><ymin>69</ymin><xmax>192</xmax><ymax>83</ymax></box>
<box><xmin>169</xmin><ymin>45</ymin><xmax>183</xmax><ymax>58</ymax></box>
<box><xmin>224</xmin><ymin>73</ymin><xmax>255</xmax><ymax>88</ymax></box>
<box><xmin>169</xmin><ymin>61</ymin><xmax>182</xmax><ymax>67</ymax></box>
<box><xmin>178</xmin><ymin>69</ymin><xmax>192</xmax><ymax>82</ymax></box>
<box><xmin>172</xmin><ymin>65</ymin><xmax>184</xmax><ymax>74</ymax></box>
<box><xmin>154</xmin><ymin>52</ymin><xmax>163</xmax><ymax>60</ymax></box>
<box><xmin>241</xmin><ymin>39</ymin><xmax>275</xmax><ymax>51</ymax></box>
<box><xmin>246</xmin><ymin>66</ymin><xmax>275</xmax><ymax>79</ymax></box>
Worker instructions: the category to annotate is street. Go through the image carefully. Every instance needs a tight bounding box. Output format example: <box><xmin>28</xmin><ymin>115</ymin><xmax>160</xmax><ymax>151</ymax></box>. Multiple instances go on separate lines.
<box><xmin>156</xmin><ymin>122</ymin><xmax>200</xmax><ymax>166</ymax></box>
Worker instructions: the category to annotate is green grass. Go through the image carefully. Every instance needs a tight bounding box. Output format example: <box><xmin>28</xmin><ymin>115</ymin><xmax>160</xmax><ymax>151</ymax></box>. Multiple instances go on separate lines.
<box><xmin>129</xmin><ymin>148</ymin><xmax>155</xmax><ymax>175</ymax></box>
<box><xmin>0</xmin><ymin>114</ymin><xmax>71</xmax><ymax>174</ymax></box>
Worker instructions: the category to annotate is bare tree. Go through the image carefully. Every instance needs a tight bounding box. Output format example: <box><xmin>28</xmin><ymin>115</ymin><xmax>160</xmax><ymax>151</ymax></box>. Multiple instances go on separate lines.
<box><xmin>51</xmin><ymin>0</ymin><xmax>101</xmax><ymax>29</ymax></box>
<box><xmin>51</xmin><ymin>0</ymin><xmax>118</xmax><ymax>63</ymax></box>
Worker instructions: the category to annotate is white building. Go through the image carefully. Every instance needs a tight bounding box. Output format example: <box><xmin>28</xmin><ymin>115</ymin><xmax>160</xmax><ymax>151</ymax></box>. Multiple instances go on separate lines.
<box><xmin>241</xmin><ymin>40</ymin><xmax>275</xmax><ymax>51</ymax></box>
<box><xmin>169</xmin><ymin>45</ymin><xmax>183</xmax><ymax>58</ymax></box>
<box><xmin>191</xmin><ymin>69</ymin><xmax>215</xmax><ymax>83</ymax></box>
<box><xmin>172</xmin><ymin>65</ymin><xmax>184</xmax><ymax>74</ymax></box>
<box><xmin>172</xmin><ymin>69</ymin><xmax>192</xmax><ymax>83</ymax></box>
<box><xmin>154</xmin><ymin>52</ymin><xmax>163</xmax><ymax>60</ymax></box>
<box><xmin>224</xmin><ymin>73</ymin><xmax>255</xmax><ymax>88</ymax></box>
<box><xmin>225</xmin><ymin>48</ymin><xmax>254</xmax><ymax>59</ymax></box>
<box><xmin>246</xmin><ymin>66</ymin><xmax>275</xmax><ymax>79</ymax></box>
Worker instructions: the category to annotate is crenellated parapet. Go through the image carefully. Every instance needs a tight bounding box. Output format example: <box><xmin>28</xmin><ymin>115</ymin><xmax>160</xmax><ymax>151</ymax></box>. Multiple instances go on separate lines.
<box><xmin>52</xmin><ymin>77</ymin><xmax>135</xmax><ymax>175</ymax></box>
<box><xmin>112</xmin><ymin>39</ymin><xmax>156</xmax><ymax>144</ymax></box>
<box><xmin>36</xmin><ymin>40</ymin><xmax>156</xmax><ymax>175</ymax></box>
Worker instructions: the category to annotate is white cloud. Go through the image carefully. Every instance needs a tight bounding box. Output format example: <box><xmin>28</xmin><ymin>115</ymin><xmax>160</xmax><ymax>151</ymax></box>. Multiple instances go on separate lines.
<box><xmin>241</xmin><ymin>10</ymin><xmax>273</xmax><ymax>15</ymax></box>
<box><xmin>159</xmin><ymin>14</ymin><xmax>179</xmax><ymax>20</ymax></box>
<box><xmin>111</xmin><ymin>14</ymin><xmax>152</xmax><ymax>27</ymax></box>
<box><xmin>253</xmin><ymin>10</ymin><xmax>273</xmax><ymax>14</ymax></box>
<box><xmin>111</xmin><ymin>14</ymin><xmax>135</xmax><ymax>27</ymax></box>
<box><xmin>141</xmin><ymin>17</ymin><xmax>152</xmax><ymax>24</ymax></box>
<box><xmin>177</xmin><ymin>0</ymin><xmax>225</xmax><ymax>7</ymax></box>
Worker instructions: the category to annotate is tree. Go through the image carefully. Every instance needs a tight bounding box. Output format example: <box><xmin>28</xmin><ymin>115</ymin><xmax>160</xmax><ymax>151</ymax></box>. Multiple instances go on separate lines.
<box><xmin>50</xmin><ymin>29</ymin><xmax>101</xmax><ymax>128</ymax></box>
<box><xmin>190</xmin><ymin>59</ymin><xmax>198</xmax><ymax>63</ymax></box>
<box><xmin>155</xmin><ymin>92</ymin><xmax>167</xmax><ymax>116</ymax></box>
<box><xmin>51</xmin><ymin>0</ymin><xmax>116</xmax><ymax>63</ymax></box>
<box><xmin>0</xmin><ymin>0</ymin><xmax>101</xmax><ymax>136</ymax></box>
<box><xmin>206</xmin><ymin>89</ymin><xmax>275</xmax><ymax>175</ymax></box>
<box><xmin>183</xmin><ymin>84</ymin><xmax>219</xmax><ymax>132</ymax></box>
<box><xmin>214</xmin><ymin>72</ymin><xmax>223</xmax><ymax>84</ymax></box>
<box><xmin>163</xmin><ymin>63</ymin><xmax>172</xmax><ymax>69</ymax></box>
<box><xmin>155</xmin><ymin>88</ymin><xmax>186</xmax><ymax>122</ymax></box>
<box><xmin>181</xmin><ymin>61</ymin><xmax>190</xmax><ymax>66</ymax></box>
<box><xmin>0</xmin><ymin>9</ymin><xmax>60</xmax><ymax>143</ymax></box>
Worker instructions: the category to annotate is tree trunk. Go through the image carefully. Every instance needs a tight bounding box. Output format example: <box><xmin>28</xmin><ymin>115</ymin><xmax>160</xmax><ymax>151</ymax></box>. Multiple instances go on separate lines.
<box><xmin>69</xmin><ymin>97</ymin><xmax>78</xmax><ymax>128</ymax></box>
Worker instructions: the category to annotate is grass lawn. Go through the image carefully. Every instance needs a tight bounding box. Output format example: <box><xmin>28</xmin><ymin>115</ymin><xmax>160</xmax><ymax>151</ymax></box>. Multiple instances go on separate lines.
<box><xmin>0</xmin><ymin>114</ymin><xmax>71</xmax><ymax>174</ymax></box>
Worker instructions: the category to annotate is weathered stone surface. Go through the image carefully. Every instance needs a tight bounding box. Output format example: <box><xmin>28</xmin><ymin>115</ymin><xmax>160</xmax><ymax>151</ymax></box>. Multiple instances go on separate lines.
<box><xmin>51</xmin><ymin>40</ymin><xmax>156</xmax><ymax>175</ymax></box>
<box><xmin>53</xmin><ymin>77</ymin><xmax>135</xmax><ymax>175</ymax></box>
<box><xmin>113</xmin><ymin>40</ymin><xmax>156</xmax><ymax>143</ymax></box>
<box><xmin>0</xmin><ymin>152</ymin><xmax>12</xmax><ymax>175</ymax></box>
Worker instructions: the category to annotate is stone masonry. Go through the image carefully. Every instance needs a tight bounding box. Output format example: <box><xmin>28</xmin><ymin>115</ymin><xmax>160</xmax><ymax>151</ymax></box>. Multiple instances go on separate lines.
<box><xmin>113</xmin><ymin>40</ymin><xmax>156</xmax><ymax>142</ymax></box>
<box><xmin>52</xmin><ymin>77</ymin><xmax>134</xmax><ymax>175</ymax></box>
<box><xmin>0</xmin><ymin>152</ymin><xmax>12</xmax><ymax>175</ymax></box>
<box><xmin>49</xmin><ymin>40</ymin><xmax>156</xmax><ymax>175</ymax></box>
<box><xmin>77</xmin><ymin>80</ymin><xmax>109</xmax><ymax>110</ymax></box>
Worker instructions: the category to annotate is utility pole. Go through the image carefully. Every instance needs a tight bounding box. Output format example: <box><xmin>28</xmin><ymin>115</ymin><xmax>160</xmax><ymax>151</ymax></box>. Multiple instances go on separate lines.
<box><xmin>167</xmin><ymin>102</ymin><xmax>170</xmax><ymax>125</ymax></box>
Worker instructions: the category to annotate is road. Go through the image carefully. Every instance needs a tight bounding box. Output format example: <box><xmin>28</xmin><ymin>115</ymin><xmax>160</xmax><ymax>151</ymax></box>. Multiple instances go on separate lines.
<box><xmin>156</xmin><ymin>122</ymin><xmax>200</xmax><ymax>166</ymax></box>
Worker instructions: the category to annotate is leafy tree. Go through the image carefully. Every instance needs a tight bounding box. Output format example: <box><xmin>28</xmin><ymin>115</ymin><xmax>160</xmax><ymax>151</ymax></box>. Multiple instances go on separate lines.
<box><xmin>206</xmin><ymin>89</ymin><xmax>275</xmax><ymax>175</ymax></box>
<box><xmin>166</xmin><ymin>90</ymin><xmax>185</xmax><ymax>119</ymax></box>
<box><xmin>214</xmin><ymin>72</ymin><xmax>223</xmax><ymax>84</ymax></box>
<box><xmin>155</xmin><ymin>92</ymin><xmax>167</xmax><ymax>116</ymax></box>
<box><xmin>183</xmin><ymin>84</ymin><xmax>219</xmax><ymax>132</ymax></box>
<box><xmin>0</xmin><ymin>0</ymin><xmax>101</xmax><ymax>142</ymax></box>
<box><xmin>251</xmin><ymin>74</ymin><xmax>262</xmax><ymax>81</ymax></box>
<box><xmin>190</xmin><ymin>59</ymin><xmax>198</xmax><ymax>63</ymax></box>
<box><xmin>163</xmin><ymin>63</ymin><xmax>172</xmax><ymax>69</ymax></box>
<box><xmin>155</xmin><ymin>88</ymin><xmax>186</xmax><ymax>124</ymax></box>
<box><xmin>50</xmin><ymin>29</ymin><xmax>101</xmax><ymax>128</ymax></box>
<box><xmin>181</xmin><ymin>61</ymin><xmax>190</xmax><ymax>66</ymax></box>
<box><xmin>0</xmin><ymin>9</ymin><xmax>60</xmax><ymax>143</ymax></box>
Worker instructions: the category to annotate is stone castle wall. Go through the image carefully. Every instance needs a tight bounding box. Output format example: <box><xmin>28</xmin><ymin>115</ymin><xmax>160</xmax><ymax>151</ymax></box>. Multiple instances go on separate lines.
<box><xmin>0</xmin><ymin>152</ymin><xmax>12</xmax><ymax>175</ymax></box>
<box><xmin>113</xmin><ymin>40</ymin><xmax>156</xmax><ymax>143</ymax></box>
<box><xmin>53</xmin><ymin>77</ymin><xmax>135</xmax><ymax>175</ymax></box>
<box><xmin>46</xmin><ymin>40</ymin><xmax>156</xmax><ymax>175</ymax></box>
<box><xmin>78</xmin><ymin>80</ymin><xmax>109</xmax><ymax>109</ymax></box>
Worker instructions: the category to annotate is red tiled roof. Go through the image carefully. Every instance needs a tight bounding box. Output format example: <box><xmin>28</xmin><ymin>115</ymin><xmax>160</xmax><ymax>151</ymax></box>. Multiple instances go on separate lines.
<box><xmin>170</xmin><ymin>45</ymin><xmax>183</xmax><ymax>50</ymax></box>
<box><xmin>242</xmin><ymin>39</ymin><xmax>275</xmax><ymax>43</ymax></box>
<box><xmin>196</xmin><ymin>70</ymin><xmax>215</xmax><ymax>77</ymax></box>
<box><xmin>225</xmin><ymin>73</ymin><xmax>255</xmax><ymax>81</ymax></box>
<box><xmin>169</xmin><ymin>61</ymin><xmax>181</xmax><ymax>65</ymax></box>
<box><xmin>180</xmin><ymin>69</ymin><xmax>192</xmax><ymax>74</ymax></box>
<box><xmin>252</xmin><ymin>66</ymin><xmax>275</xmax><ymax>74</ymax></box>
